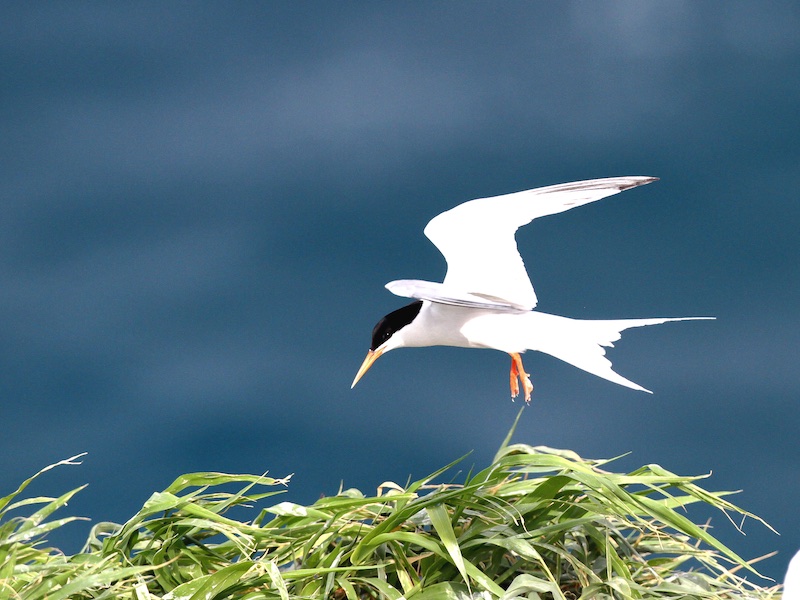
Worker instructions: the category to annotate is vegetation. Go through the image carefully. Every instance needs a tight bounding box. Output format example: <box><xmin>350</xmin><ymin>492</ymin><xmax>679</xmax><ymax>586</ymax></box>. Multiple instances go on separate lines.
<box><xmin>0</xmin><ymin>412</ymin><xmax>782</xmax><ymax>599</ymax></box>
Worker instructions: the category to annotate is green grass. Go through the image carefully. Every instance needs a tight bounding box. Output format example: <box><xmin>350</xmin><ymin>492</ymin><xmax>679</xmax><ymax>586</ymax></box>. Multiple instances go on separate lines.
<box><xmin>0</xmin><ymin>412</ymin><xmax>783</xmax><ymax>599</ymax></box>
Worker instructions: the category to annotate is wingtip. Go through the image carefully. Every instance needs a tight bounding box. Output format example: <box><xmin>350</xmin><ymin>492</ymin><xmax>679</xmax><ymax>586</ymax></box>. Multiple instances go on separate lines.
<box><xmin>620</xmin><ymin>176</ymin><xmax>659</xmax><ymax>191</ymax></box>
<box><xmin>629</xmin><ymin>381</ymin><xmax>653</xmax><ymax>394</ymax></box>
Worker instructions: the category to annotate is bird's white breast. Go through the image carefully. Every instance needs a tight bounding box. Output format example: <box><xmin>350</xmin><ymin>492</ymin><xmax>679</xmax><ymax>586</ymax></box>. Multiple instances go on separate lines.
<box><xmin>395</xmin><ymin>301</ymin><xmax>531</xmax><ymax>352</ymax></box>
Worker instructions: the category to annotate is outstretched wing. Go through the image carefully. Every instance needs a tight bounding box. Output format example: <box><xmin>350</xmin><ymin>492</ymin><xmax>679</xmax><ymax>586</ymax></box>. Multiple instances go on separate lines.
<box><xmin>385</xmin><ymin>279</ymin><xmax>529</xmax><ymax>313</ymax></box>
<box><xmin>422</xmin><ymin>176</ymin><xmax>658</xmax><ymax>310</ymax></box>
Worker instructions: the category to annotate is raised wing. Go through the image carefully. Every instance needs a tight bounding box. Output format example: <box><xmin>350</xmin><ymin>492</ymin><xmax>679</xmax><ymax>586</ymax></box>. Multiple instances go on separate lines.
<box><xmin>385</xmin><ymin>279</ymin><xmax>529</xmax><ymax>313</ymax></box>
<box><xmin>423</xmin><ymin>176</ymin><xmax>658</xmax><ymax>310</ymax></box>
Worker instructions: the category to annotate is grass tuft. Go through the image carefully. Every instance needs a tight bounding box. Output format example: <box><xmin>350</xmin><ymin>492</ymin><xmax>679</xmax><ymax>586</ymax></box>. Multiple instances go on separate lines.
<box><xmin>0</xmin><ymin>420</ymin><xmax>783</xmax><ymax>599</ymax></box>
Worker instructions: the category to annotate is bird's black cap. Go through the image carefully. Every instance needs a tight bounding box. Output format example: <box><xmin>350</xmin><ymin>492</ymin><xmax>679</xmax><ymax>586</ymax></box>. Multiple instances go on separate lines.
<box><xmin>370</xmin><ymin>301</ymin><xmax>423</xmax><ymax>350</ymax></box>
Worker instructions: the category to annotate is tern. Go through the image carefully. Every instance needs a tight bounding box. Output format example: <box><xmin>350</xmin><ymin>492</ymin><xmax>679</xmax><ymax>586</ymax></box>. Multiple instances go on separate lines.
<box><xmin>784</xmin><ymin>549</ymin><xmax>800</xmax><ymax>600</ymax></box>
<box><xmin>351</xmin><ymin>176</ymin><xmax>712</xmax><ymax>402</ymax></box>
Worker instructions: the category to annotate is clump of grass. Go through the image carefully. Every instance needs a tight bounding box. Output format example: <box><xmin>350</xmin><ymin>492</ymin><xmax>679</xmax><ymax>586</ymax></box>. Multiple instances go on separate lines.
<box><xmin>0</xmin><ymin>414</ymin><xmax>783</xmax><ymax>599</ymax></box>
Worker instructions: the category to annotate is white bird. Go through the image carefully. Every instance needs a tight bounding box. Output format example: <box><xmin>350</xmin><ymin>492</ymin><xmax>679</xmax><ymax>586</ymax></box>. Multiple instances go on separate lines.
<box><xmin>784</xmin><ymin>549</ymin><xmax>800</xmax><ymax>600</ymax></box>
<box><xmin>351</xmin><ymin>177</ymin><xmax>712</xmax><ymax>402</ymax></box>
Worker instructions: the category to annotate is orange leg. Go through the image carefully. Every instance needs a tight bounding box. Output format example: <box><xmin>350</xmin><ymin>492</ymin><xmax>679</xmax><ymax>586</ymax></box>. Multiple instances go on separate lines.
<box><xmin>509</xmin><ymin>357</ymin><xmax>520</xmax><ymax>399</ymax></box>
<box><xmin>509</xmin><ymin>352</ymin><xmax>534</xmax><ymax>404</ymax></box>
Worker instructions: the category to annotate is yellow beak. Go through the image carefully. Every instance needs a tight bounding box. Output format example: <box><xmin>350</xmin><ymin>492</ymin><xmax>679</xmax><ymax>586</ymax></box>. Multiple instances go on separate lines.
<box><xmin>351</xmin><ymin>348</ymin><xmax>384</xmax><ymax>389</ymax></box>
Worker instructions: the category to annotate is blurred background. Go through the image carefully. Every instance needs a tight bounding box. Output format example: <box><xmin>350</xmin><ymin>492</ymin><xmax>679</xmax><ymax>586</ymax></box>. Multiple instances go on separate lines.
<box><xmin>1</xmin><ymin>1</ymin><xmax>798</xmax><ymax>582</ymax></box>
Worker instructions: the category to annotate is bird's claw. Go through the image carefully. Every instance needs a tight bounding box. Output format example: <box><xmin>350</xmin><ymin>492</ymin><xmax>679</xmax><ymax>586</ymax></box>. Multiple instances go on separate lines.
<box><xmin>510</xmin><ymin>369</ymin><xmax>520</xmax><ymax>399</ymax></box>
<box><xmin>520</xmin><ymin>373</ymin><xmax>534</xmax><ymax>404</ymax></box>
<box><xmin>509</xmin><ymin>353</ymin><xmax>534</xmax><ymax>404</ymax></box>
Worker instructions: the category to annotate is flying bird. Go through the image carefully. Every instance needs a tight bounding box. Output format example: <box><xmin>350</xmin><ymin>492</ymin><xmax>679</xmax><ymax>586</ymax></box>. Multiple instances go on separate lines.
<box><xmin>351</xmin><ymin>177</ymin><xmax>711</xmax><ymax>402</ymax></box>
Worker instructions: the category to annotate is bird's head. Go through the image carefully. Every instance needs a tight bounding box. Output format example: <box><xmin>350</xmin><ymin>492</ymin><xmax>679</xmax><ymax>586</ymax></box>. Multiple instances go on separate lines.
<box><xmin>351</xmin><ymin>301</ymin><xmax>423</xmax><ymax>388</ymax></box>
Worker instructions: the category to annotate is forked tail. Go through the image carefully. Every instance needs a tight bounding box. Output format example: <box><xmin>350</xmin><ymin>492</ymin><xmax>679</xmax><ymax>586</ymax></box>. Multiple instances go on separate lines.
<box><xmin>526</xmin><ymin>312</ymin><xmax>713</xmax><ymax>393</ymax></box>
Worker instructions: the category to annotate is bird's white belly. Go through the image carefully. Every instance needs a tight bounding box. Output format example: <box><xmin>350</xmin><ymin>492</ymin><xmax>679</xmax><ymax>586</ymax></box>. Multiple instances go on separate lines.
<box><xmin>397</xmin><ymin>302</ymin><xmax>531</xmax><ymax>352</ymax></box>
<box><xmin>395</xmin><ymin>303</ymin><xmax>477</xmax><ymax>348</ymax></box>
<box><xmin>460</xmin><ymin>311</ymin><xmax>533</xmax><ymax>353</ymax></box>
